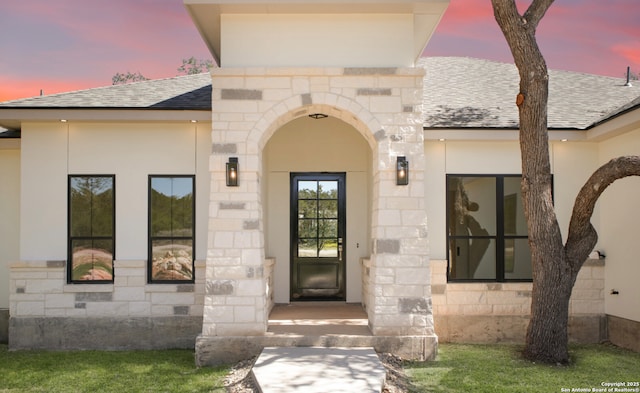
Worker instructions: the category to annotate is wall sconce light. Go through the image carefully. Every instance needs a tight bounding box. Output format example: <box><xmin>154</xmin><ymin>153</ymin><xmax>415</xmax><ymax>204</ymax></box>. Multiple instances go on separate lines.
<box><xmin>226</xmin><ymin>157</ymin><xmax>238</xmax><ymax>187</ymax></box>
<box><xmin>396</xmin><ymin>156</ymin><xmax>409</xmax><ymax>185</ymax></box>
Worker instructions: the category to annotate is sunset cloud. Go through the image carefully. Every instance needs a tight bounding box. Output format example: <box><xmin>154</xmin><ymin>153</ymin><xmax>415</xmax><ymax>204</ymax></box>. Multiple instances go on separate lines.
<box><xmin>1</xmin><ymin>0</ymin><xmax>638</xmax><ymax>102</ymax></box>
<box><xmin>0</xmin><ymin>0</ymin><xmax>211</xmax><ymax>100</ymax></box>
<box><xmin>425</xmin><ymin>0</ymin><xmax>639</xmax><ymax>78</ymax></box>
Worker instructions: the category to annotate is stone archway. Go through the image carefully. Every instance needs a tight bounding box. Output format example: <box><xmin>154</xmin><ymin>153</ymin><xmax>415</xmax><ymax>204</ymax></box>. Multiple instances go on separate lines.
<box><xmin>197</xmin><ymin>66</ymin><xmax>436</xmax><ymax>364</ymax></box>
<box><xmin>252</xmin><ymin>97</ymin><xmax>381</xmax><ymax>152</ymax></box>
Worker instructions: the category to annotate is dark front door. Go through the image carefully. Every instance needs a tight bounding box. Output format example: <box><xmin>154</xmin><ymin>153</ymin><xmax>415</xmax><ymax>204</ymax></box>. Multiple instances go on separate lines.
<box><xmin>290</xmin><ymin>173</ymin><xmax>346</xmax><ymax>301</ymax></box>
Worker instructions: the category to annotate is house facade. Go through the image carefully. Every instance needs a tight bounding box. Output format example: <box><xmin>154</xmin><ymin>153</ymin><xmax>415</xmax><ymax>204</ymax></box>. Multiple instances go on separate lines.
<box><xmin>1</xmin><ymin>0</ymin><xmax>639</xmax><ymax>361</ymax></box>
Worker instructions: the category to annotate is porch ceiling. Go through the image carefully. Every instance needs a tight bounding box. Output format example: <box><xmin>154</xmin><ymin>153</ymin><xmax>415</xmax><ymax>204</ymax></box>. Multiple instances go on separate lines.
<box><xmin>184</xmin><ymin>0</ymin><xmax>450</xmax><ymax>66</ymax></box>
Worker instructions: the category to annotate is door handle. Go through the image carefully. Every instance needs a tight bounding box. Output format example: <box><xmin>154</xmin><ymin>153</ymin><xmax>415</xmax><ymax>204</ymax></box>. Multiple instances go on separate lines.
<box><xmin>338</xmin><ymin>238</ymin><xmax>343</xmax><ymax>261</ymax></box>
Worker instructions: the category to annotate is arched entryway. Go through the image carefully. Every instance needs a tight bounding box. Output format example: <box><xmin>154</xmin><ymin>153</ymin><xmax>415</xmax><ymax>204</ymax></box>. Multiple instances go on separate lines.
<box><xmin>263</xmin><ymin>114</ymin><xmax>372</xmax><ymax>303</ymax></box>
<box><xmin>197</xmin><ymin>67</ymin><xmax>436</xmax><ymax>366</ymax></box>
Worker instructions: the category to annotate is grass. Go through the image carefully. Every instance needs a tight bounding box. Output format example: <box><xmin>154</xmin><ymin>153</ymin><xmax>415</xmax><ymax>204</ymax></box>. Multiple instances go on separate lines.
<box><xmin>406</xmin><ymin>343</ymin><xmax>640</xmax><ymax>393</ymax></box>
<box><xmin>0</xmin><ymin>345</ymin><xmax>229</xmax><ymax>393</ymax></box>
<box><xmin>1</xmin><ymin>343</ymin><xmax>638</xmax><ymax>393</ymax></box>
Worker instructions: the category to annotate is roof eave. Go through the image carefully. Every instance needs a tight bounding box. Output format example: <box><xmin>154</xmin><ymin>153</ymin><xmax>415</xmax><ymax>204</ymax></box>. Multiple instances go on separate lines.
<box><xmin>0</xmin><ymin>108</ymin><xmax>212</xmax><ymax>131</ymax></box>
<box><xmin>424</xmin><ymin>127</ymin><xmax>588</xmax><ymax>142</ymax></box>
<box><xmin>587</xmin><ymin>104</ymin><xmax>640</xmax><ymax>142</ymax></box>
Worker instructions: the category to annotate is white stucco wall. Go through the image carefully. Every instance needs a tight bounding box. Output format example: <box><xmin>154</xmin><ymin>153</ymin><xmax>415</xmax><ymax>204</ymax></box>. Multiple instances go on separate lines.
<box><xmin>20</xmin><ymin>121</ymin><xmax>211</xmax><ymax>262</ymax></box>
<box><xmin>20</xmin><ymin>123</ymin><xmax>68</xmax><ymax>260</ymax></box>
<box><xmin>221</xmin><ymin>14</ymin><xmax>414</xmax><ymax>67</ymax></box>
<box><xmin>598</xmin><ymin>127</ymin><xmax>640</xmax><ymax>322</ymax></box>
<box><xmin>425</xmin><ymin>140</ymin><xmax>602</xmax><ymax>261</ymax></box>
<box><xmin>264</xmin><ymin>116</ymin><xmax>371</xmax><ymax>303</ymax></box>
<box><xmin>0</xmin><ymin>142</ymin><xmax>20</xmax><ymax>309</ymax></box>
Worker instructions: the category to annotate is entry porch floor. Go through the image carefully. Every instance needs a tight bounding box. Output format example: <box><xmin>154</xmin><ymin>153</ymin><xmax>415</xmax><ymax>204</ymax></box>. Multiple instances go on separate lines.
<box><xmin>267</xmin><ymin>302</ymin><xmax>371</xmax><ymax>336</ymax></box>
<box><xmin>194</xmin><ymin>302</ymin><xmax>437</xmax><ymax>366</ymax></box>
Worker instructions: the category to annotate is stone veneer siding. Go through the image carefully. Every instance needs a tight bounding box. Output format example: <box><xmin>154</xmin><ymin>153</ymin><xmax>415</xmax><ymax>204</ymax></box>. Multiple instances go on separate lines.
<box><xmin>9</xmin><ymin>260</ymin><xmax>205</xmax><ymax>350</ymax></box>
<box><xmin>428</xmin><ymin>259</ymin><xmax>606</xmax><ymax>343</ymax></box>
<box><xmin>608</xmin><ymin>315</ymin><xmax>640</xmax><ymax>352</ymax></box>
<box><xmin>203</xmin><ymin>66</ymin><xmax>434</xmax><ymax>340</ymax></box>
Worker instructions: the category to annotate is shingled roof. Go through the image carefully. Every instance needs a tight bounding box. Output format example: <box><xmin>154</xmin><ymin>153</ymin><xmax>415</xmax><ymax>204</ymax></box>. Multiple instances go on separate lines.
<box><xmin>420</xmin><ymin>57</ymin><xmax>640</xmax><ymax>129</ymax></box>
<box><xmin>1</xmin><ymin>57</ymin><xmax>639</xmax><ymax>131</ymax></box>
<box><xmin>0</xmin><ymin>73</ymin><xmax>211</xmax><ymax>110</ymax></box>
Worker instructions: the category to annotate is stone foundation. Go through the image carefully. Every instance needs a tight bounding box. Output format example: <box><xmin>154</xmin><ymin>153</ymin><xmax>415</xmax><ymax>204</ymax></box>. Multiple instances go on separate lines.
<box><xmin>434</xmin><ymin>314</ymin><xmax>607</xmax><ymax>344</ymax></box>
<box><xmin>9</xmin><ymin>260</ymin><xmax>205</xmax><ymax>350</ymax></box>
<box><xmin>608</xmin><ymin>315</ymin><xmax>640</xmax><ymax>352</ymax></box>
<box><xmin>430</xmin><ymin>259</ymin><xmax>607</xmax><ymax>344</ymax></box>
<box><xmin>9</xmin><ymin>316</ymin><xmax>202</xmax><ymax>350</ymax></box>
<box><xmin>195</xmin><ymin>333</ymin><xmax>438</xmax><ymax>366</ymax></box>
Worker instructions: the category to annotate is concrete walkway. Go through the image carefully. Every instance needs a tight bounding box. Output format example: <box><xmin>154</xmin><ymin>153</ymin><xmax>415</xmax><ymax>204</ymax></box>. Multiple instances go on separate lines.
<box><xmin>252</xmin><ymin>347</ymin><xmax>386</xmax><ymax>393</ymax></box>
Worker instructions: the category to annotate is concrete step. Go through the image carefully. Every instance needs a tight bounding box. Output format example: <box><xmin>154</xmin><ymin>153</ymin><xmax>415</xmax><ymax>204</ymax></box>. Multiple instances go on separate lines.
<box><xmin>251</xmin><ymin>347</ymin><xmax>386</xmax><ymax>393</ymax></box>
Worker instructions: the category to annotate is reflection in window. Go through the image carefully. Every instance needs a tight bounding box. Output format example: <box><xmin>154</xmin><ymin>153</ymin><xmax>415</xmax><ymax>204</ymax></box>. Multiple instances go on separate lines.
<box><xmin>297</xmin><ymin>180</ymin><xmax>339</xmax><ymax>258</ymax></box>
<box><xmin>447</xmin><ymin>175</ymin><xmax>532</xmax><ymax>281</ymax></box>
<box><xmin>149</xmin><ymin>176</ymin><xmax>195</xmax><ymax>282</ymax></box>
<box><xmin>68</xmin><ymin>175</ymin><xmax>115</xmax><ymax>283</ymax></box>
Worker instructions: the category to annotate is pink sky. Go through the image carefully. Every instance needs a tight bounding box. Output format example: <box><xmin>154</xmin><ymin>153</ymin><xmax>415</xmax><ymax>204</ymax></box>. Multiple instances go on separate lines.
<box><xmin>1</xmin><ymin>0</ymin><xmax>639</xmax><ymax>102</ymax></box>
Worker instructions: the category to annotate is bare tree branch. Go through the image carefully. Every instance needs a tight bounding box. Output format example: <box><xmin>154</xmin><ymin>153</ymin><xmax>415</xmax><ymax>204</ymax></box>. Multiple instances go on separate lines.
<box><xmin>566</xmin><ymin>156</ymin><xmax>640</xmax><ymax>268</ymax></box>
<box><xmin>523</xmin><ymin>0</ymin><xmax>555</xmax><ymax>31</ymax></box>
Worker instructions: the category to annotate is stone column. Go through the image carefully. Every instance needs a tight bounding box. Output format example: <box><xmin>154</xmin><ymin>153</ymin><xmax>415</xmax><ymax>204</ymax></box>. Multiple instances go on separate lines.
<box><xmin>201</xmin><ymin>73</ymin><xmax>268</xmax><ymax>337</ymax></box>
<box><xmin>366</xmin><ymin>69</ymin><xmax>435</xmax><ymax>337</ymax></box>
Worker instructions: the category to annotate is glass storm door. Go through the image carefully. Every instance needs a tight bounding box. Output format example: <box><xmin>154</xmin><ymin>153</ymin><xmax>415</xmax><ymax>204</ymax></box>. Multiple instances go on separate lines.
<box><xmin>291</xmin><ymin>173</ymin><xmax>346</xmax><ymax>301</ymax></box>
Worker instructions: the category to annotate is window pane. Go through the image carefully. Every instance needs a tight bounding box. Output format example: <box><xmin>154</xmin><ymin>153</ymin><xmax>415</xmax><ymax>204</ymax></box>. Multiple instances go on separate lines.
<box><xmin>171</xmin><ymin>178</ymin><xmax>194</xmax><ymax>237</ymax></box>
<box><xmin>151</xmin><ymin>177</ymin><xmax>193</xmax><ymax>237</ymax></box>
<box><xmin>448</xmin><ymin>238</ymin><xmax>496</xmax><ymax>280</ymax></box>
<box><xmin>91</xmin><ymin>178</ymin><xmax>114</xmax><ymax>237</ymax></box>
<box><xmin>151</xmin><ymin>239</ymin><xmax>193</xmax><ymax>281</ymax></box>
<box><xmin>298</xmin><ymin>239</ymin><xmax>318</xmax><ymax>257</ymax></box>
<box><xmin>318</xmin><ymin>181</ymin><xmax>338</xmax><ymax>199</ymax></box>
<box><xmin>298</xmin><ymin>181</ymin><xmax>317</xmax><ymax>199</ymax></box>
<box><xmin>151</xmin><ymin>178</ymin><xmax>173</xmax><ymax>236</ymax></box>
<box><xmin>504</xmin><ymin>238</ymin><xmax>532</xmax><ymax>279</ymax></box>
<box><xmin>298</xmin><ymin>218</ymin><xmax>317</xmax><ymax>238</ymax></box>
<box><xmin>70</xmin><ymin>176</ymin><xmax>113</xmax><ymax>237</ymax></box>
<box><xmin>318</xmin><ymin>219</ymin><xmax>338</xmax><ymax>238</ymax></box>
<box><xmin>318</xmin><ymin>200</ymin><xmax>337</xmax><ymax>218</ymax></box>
<box><xmin>503</xmin><ymin>177</ymin><xmax>527</xmax><ymax>236</ymax></box>
<box><xmin>298</xmin><ymin>200</ymin><xmax>317</xmax><ymax>219</ymax></box>
<box><xmin>319</xmin><ymin>239</ymin><xmax>338</xmax><ymax>258</ymax></box>
<box><xmin>71</xmin><ymin>239</ymin><xmax>114</xmax><ymax>281</ymax></box>
<box><xmin>70</xmin><ymin>177</ymin><xmax>92</xmax><ymax>237</ymax></box>
<box><xmin>448</xmin><ymin>177</ymin><xmax>496</xmax><ymax>236</ymax></box>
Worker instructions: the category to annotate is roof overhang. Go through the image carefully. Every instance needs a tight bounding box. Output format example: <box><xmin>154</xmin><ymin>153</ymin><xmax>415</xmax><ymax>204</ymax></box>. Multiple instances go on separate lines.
<box><xmin>587</xmin><ymin>103</ymin><xmax>640</xmax><ymax>141</ymax></box>
<box><xmin>184</xmin><ymin>0</ymin><xmax>449</xmax><ymax>65</ymax></box>
<box><xmin>0</xmin><ymin>108</ymin><xmax>212</xmax><ymax>131</ymax></box>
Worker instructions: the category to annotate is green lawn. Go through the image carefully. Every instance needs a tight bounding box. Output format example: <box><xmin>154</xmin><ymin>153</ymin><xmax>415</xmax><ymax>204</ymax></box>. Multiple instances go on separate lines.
<box><xmin>407</xmin><ymin>343</ymin><xmax>640</xmax><ymax>393</ymax></box>
<box><xmin>0</xmin><ymin>345</ymin><xmax>229</xmax><ymax>393</ymax></box>
<box><xmin>2</xmin><ymin>343</ymin><xmax>638</xmax><ymax>393</ymax></box>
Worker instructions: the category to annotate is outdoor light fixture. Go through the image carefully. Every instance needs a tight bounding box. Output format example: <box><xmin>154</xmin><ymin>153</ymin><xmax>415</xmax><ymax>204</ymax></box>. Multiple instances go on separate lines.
<box><xmin>226</xmin><ymin>157</ymin><xmax>238</xmax><ymax>187</ymax></box>
<box><xmin>309</xmin><ymin>113</ymin><xmax>328</xmax><ymax>120</ymax></box>
<box><xmin>396</xmin><ymin>156</ymin><xmax>409</xmax><ymax>185</ymax></box>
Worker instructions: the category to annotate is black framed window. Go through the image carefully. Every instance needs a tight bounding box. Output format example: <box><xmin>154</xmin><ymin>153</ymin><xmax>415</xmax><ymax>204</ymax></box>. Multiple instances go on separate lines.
<box><xmin>68</xmin><ymin>175</ymin><xmax>115</xmax><ymax>283</ymax></box>
<box><xmin>148</xmin><ymin>175</ymin><xmax>195</xmax><ymax>283</ymax></box>
<box><xmin>446</xmin><ymin>175</ymin><xmax>532</xmax><ymax>282</ymax></box>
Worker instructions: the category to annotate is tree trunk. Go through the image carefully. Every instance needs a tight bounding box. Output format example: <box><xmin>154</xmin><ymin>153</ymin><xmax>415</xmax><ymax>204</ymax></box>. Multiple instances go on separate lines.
<box><xmin>492</xmin><ymin>0</ymin><xmax>640</xmax><ymax>364</ymax></box>
<box><xmin>492</xmin><ymin>0</ymin><xmax>572</xmax><ymax>363</ymax></box>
